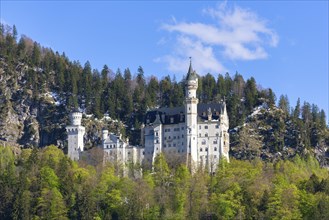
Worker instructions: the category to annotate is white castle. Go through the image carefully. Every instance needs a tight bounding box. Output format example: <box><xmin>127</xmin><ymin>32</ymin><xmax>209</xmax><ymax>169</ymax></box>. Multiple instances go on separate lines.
<box><xmin>66</xmin><ymin>62</ymin><xmax>229</xmax><ymax>172</ymax></box>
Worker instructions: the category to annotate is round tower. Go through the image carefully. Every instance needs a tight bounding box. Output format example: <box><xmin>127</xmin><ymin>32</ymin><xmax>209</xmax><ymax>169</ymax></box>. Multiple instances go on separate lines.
<box><xmin>185</xmin><ymin>59</ymin><xmax>199</xmax><ymax>171</ymax></box>
<box><xmin>66</xmin><ymin>111</ymin><xmax>85</xmax><ymax>161</ymax></box>
<box><xmin>102</xmin><ymin>129</ymin><xmax>109</xmax><ymax>141</ymax></box>
<box><xmin>70</xmin><ymin>112</ymin><xmax>82</xmax><ymax>126</ymax></box>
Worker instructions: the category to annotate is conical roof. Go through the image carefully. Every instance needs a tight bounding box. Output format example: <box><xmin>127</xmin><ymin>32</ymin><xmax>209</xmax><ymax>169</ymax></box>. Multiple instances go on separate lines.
<box><xmin>186</xmin><ymin>59</ymin><xmax>198</xmax><ymax>81</ymax></box>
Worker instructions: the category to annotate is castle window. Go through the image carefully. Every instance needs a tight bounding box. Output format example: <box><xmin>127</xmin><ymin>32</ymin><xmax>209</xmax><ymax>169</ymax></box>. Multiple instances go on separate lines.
<box><xmin>169</xmin><ymin>136</ymin><xmax>171</xmax><ymax>139</ymax></box>
<box><xmin>155</xmin><ymin>131</ymin><xmax>158</xmax><ymax>136</ymax></box>
<box><xmin>213</xmin><ymin>140</ymin><xmax>218</xmax><ymax>144</ymax></box>
<box><xmin>193</xmin><ymin>137</ymin><xmax>195</xmax><ymax>140</ymax></box>
<box><xmin>199</xmin><ymin>133</ymin><xmax>201</xmax><ymax>137</ymax></box>
<box><xmin>169</xmin><ymin>144</ymin><xmax>171</xmax><ymax>147</ymax></box>
<box><xmin>199</xmin><ymin>125</ymin><xmax>201</xmax><ymax>129</ymax></box>
<box><xmin>182</xmin><ymin>134</ymin><xmax>184</xmax><ymax>138</ymax></box>
<box><xmin>205</xmin><ymin>148</ymin><xmax>208</xmax><ymax>151</ymax></box>
<box><xmin>202</xmin><ymin>140</ymin><xmax>206</xmax><ymax>145</ymax></box>
<box><xmin>214</xmin><ymin>155</ymin><xmax>217</xmax><ymax>158</ymax></box>
<box><xmin>155</xmin><ymin>139</ymin><xmax>159</xmax><ymax>144</ymax></box>
<box><xmin>174</xmin><ymin>136</ymin><xmax>176</xmax><ymax>139</ymax></box>
<box><xmin>216</xmin><ymin>125</ymin><xmax>220</xmax><ymax>129</ymax></box>
<box><xmin>214</xmin><ymin>147</ymin><xmax>217</xmax><ymax>151</ymax></box>
<box><xmin>164</xmin><ymin>137</ymin><xmax>167</xmax><ymax>140</ymax></box>
<box><xmin>178</xmin><ymin>150</ymin><xmax>180</xmax><ymax>153</ymax></box>
<box><xmin>200</xmin><ymin>148</ymin><xmax>203</xmax><ymax>152</ymax></box>
<box><xmin>216</xmin><ymin>133</ymin><xmax>219</xmax><ymax>137</ymax></box>
<box><xmin>181</xmin><ymin>127</ymin><xmax>184</xmax><ymax>130</ymax></box>
<box><xmin>128</xmin><ymin>152</ymin><xmax>130</xmax><ymax>155</ymax></box>
<box><xmin>204</xmin><ymin>125</ymin><xmax>208</xmax><ymax>129</ymax></box>
<box><xmin>107</xmin><ymin>145</ymin><xmax>109</xmax><ymax>149</ymax></box>
<box><xmin>173</xmin><ymin>143</ymin><xmax>176</xmax><ymax>147</ymax></box>
<box><xmin>143</xmin><ymin>151</ymin><xmax>145</xmax><ymax>155</ymax></box>
<box><xmin>205</xmin><ymin>133</ymin><xmax>208</xmax><ymax>137</ymax></box>
<box><xmin>164</xmin><ymin>144</ymin><xmax>166</xmax><ymax>148</ymax></box>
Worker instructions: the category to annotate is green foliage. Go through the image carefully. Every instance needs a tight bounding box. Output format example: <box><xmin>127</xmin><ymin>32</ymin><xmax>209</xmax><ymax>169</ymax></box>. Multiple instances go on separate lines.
<box><xmin>1</xmin><ymin>145</ymin><xmax>329</xmax><ymax>219</ymax></box>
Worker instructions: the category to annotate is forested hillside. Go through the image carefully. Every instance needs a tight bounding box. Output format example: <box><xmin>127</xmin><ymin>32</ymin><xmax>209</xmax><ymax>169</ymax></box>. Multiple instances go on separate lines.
<box><xmin>1</xmin><ymin>145</ymin><xmax>329</xmax><ymax>219</ymax></box>
<box><xmin>0</xmin><ymin>23</ymin><xmax>328</xmax><ymax>162</ymax></box>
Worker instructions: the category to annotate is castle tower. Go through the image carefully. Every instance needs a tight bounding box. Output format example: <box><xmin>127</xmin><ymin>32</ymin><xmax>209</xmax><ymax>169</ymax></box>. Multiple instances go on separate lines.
<box><xmin>220</xmin><ymin>100</ymin><xmax>230</xmax><ymax>162</ymax></box>
<box><xmin>185</xmin><ymin>60</ymin><xmax>199</xmax><ymax>170</ymax></box>
<box><xmin>66</xmin><ymin>112</ymin><xmax>85</xmax><ymax>160</ymax></box>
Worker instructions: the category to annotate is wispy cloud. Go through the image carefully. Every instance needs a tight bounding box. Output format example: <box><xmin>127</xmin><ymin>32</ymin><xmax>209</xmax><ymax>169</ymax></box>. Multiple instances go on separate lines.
<box><xmin>155</xmin><ymin>2</ymin><xmax>279</xmax><ymax>75</ymax></box>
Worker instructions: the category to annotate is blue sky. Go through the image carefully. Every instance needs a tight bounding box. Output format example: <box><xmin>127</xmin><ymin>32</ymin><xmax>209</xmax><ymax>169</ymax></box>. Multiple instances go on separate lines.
<box><xmin>1</xmin><ymin>1</ymin><xmax>328</xmax><ymax>121</ymax></box>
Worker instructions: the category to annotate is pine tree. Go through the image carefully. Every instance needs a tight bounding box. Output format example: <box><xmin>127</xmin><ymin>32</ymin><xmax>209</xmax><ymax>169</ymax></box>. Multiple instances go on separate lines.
<box><xmin>202</xmin><ymin>73</ymin><xmax>216</xmax><ymax>103</ymax></box>
<box><xmin>82</xmin><ymin>61</ymin><xmax>93</xmax><ymax>113</ymax></box>
<box><xmin>278</xmin><ymin>94</ymin><xmax>290</xmax><ymax>115</ymax></box>
<box><xmin>31</xmin><ymin>42</ymin><xmax>41</xmax><ymax>66</ymax></box>
<box><xmin>293</xmin><ymin>98</ymin><xmax>301</xmax><ymax>120</ymax></box>
<box><xmin>12</xmin><ymin>25</ymin><xmax>17</xmax><ymax>41</ymax></box>
<box><xmin>244</xmin><ymin>77</ymin><xmax>257</xmax><ymax>112</ymax></box>
<box><xmin>216</xmin><ymin>74</ymin><xmax>226</xmax><ymax>98</ymax></box>
<box><xmin>267</xmin><ymin>88</ymin><xmax>276</xmax><ymax>107</ymax></box>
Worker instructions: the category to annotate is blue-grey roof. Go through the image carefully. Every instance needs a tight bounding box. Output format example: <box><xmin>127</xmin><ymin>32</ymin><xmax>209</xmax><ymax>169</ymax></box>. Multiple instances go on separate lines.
<box><xmin>144</xmin><ymin>103</ymin><xmax>225</xmax><ymax>125</ymax></box>
<box><xmin>186</xmin><ymin>61</ymin><xmax>198</xmax><ymax>81</ymax></box>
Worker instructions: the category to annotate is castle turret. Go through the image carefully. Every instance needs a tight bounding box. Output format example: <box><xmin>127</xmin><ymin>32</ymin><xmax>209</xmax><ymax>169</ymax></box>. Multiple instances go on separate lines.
<box><xmin>66</xmin><ymin>112</ymin><xmax>85</xmax><ymax>160</ymax></box>
<box><xmin>102</xmin><ymin>129</ymin><xmax>109</xmax><ymax>142</ymax></box>
<box><xmin>220</xmin><ymin>99</ymin><xmax>230</xmax><ymax>162</ymax></box>
<box><xmin>184</xmin><ymin>59</ymin><xmax>199</xmax><ymax>171</ymax></box>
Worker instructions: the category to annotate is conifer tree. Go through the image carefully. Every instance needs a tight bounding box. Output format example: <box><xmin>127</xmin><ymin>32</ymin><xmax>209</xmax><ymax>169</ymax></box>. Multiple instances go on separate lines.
<box><xmin>293</xmin><ymin>98</ymin><xmax>301</xmax><ymax>120</ymax></box>
<box><xmin>31</xmin><ymin>42</ymin><xmax>41</xmax><ymax>66</ymax></box>
<box><xmin>244</xmin><ymin>77</ymin><xmax>257</xmax><ymax>112</ymax></box>
<box><xmin>278</xmin><ymin>94</ymin><xmax>290</xmax><ymax>115</ymax></box>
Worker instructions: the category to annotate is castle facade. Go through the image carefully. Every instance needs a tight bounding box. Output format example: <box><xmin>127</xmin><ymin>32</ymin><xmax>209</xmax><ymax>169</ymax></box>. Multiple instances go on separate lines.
<box><xmin>67</xmin><ymin>62</ymin><xmax>229</xmax><ymax>172</ymax></box>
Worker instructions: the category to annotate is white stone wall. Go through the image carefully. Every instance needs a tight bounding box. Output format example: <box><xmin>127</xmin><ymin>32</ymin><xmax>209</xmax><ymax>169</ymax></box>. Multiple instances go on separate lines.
<box><xmin>185</xmin><ymin>100</ymin><xmax>199</xmax><ymax>169</ymax></box>
<box><xmin>197</xmin><ymin>122</ymin><xmax>221</xmax><ymax>172</ymax></box>
<box><xmin>66</xmin><ymin>112</ymin><xmax>85</xmax><ymax>161</ymax></box>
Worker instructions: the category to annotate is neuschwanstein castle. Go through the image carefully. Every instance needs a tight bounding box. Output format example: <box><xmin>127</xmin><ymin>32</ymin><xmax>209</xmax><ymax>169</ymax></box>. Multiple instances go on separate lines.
<box><xmin>66</xmin><ymin>62</ymin><xmax>230</xmax><ymax>172</ymax></box>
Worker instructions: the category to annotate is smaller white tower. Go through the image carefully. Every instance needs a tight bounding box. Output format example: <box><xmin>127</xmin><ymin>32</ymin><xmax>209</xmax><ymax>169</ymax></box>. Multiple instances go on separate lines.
<box><xmin>102</xmin><ymin>129</ymin><xmax>109</xmax><ymax>142</ymax></box>
<box><xmin>220</xmin><ymin>100</ymin><xmax>230</xmax><ymax>162</ymax></box>
<box><xmin>66</xmin><ymin>112</ymin><xmax>85</xmax><ymax>160</ymax></box>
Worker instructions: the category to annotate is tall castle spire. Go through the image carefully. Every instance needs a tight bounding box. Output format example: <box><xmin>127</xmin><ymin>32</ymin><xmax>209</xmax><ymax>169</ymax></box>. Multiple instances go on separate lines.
<box><xmin>184</xmin><ymin>59</ymin><xmax>199</xmax><ymax>172</ymax></box>
<box><xmin>186</xmin><ymin>57</ymin><xmax>198</xmax><ymax>81</ymax></box>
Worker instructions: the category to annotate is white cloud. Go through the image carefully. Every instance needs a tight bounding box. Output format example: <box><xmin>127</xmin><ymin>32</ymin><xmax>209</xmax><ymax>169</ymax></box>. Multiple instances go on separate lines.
<box><xmin>155</xmin><ymin>35</ymin><xmax>226</xmax><ymax>74</ymax></box>
<box><xmin>156</xmin><ymin>2</ymin><xmax>279</xmax><ymax>75</ymax></box>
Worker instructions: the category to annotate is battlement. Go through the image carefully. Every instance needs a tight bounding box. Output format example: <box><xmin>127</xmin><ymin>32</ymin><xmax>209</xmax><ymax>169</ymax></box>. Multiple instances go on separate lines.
<box><xmin>70</xmin><ymin>112</ymin><xmax>82</xmax><ymax>126</ymax></box>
